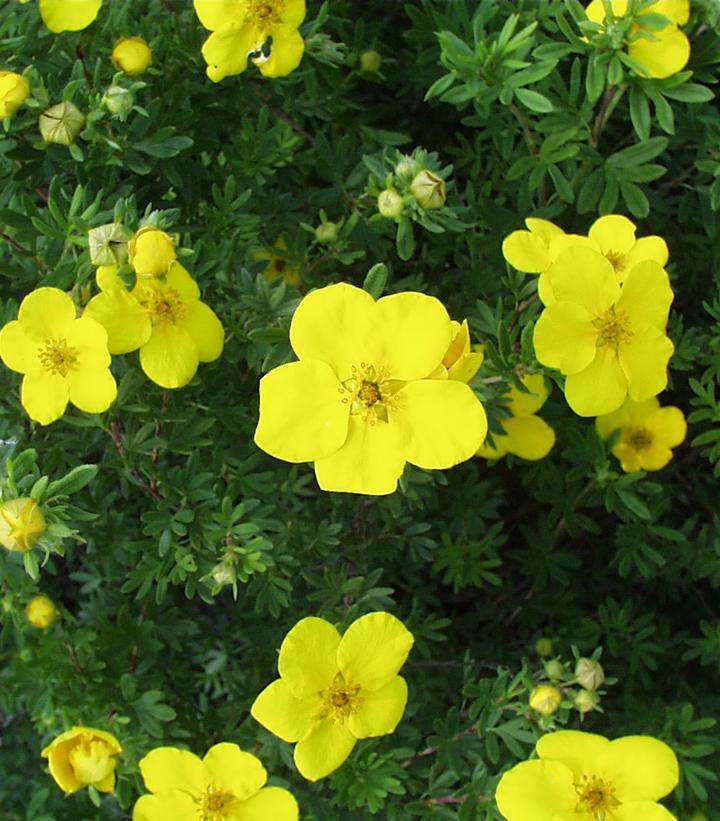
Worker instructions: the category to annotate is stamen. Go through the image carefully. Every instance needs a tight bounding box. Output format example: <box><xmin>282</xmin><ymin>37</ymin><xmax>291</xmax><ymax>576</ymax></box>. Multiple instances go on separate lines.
<box><xmin>322</xmin><ymin>674</ymin><xmax>361</xmax><ymax>724</ymax></box>
<box><xmin>339</xmin><ymin>363</ymin><xmax>400</xmax><ymax>424</ymax></box>
<box><xmin>593</xmin><ymin>307</ymin><xmax>633</xmax><ymax>350</ymax></box>
<box><xmin>138</xmin><ymin>284</ymin><xmax>185</xmax><ymax>325</ymax></box>
<box><xmin>199</xmin><ymin>785</ymin><xmax>235</xmax><ymax>820</ymax></box>
<box><xmin>574</xmin><ymin>773</ymin><xmax>621</xmax><ymax>820</ymax></box>
<box><xmin>626</xmin><ymin>427</ymin><xmax>652</xmax><ymax>451</ymax></box>
<box><xmin>37</xmin><ymin>338</ymin><xmax>79</xmax><ymax>377</ymax></box>
<box><xmin>605</xmin><ymin>250</ymin><xmax>625</xmax><ymax>273</ymax></box>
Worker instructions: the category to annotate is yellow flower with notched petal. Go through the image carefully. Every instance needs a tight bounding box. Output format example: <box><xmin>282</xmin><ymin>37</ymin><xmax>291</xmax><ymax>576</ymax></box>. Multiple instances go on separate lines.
<box><xmin>32</xmin><ymin>0</ymin><xmax>103</xmax><ymax>32</ymax></box>
<box><xmin>0</xmin><ymin>497</ymin><xmax>46</xmax><ymax>552</ymax></box>
<box><xmin>129</xmin><ymin>226</ymin><xmax>176</xmax><ymax>278</ymax></box>
<box><xmin>0</xmin><ymin>71</ymin><xmax>30</xmax><ymax>118</ymax></box>
<box><xmin>586</xmin><ymin>0</ymin><xmax>690</xmax><ymax>79</ymax></box>
<box><xmin>41</xmin><ymin>726</ymin><xmax>122</xmax><ymax>794</ymax></box>
<box><xmin>0</xmin><ymin>288</ymin><xmax>116</xmax><ymax>425</ymax></box>
<box><xmin>83</xmin><ymin>263</ymin><xmax>224</xmax><ymax>389</ymax></box>
<box><xmin>26</xmin><ymin>594</ymin><xmax>57</xmax><ymax>628</ymax></box>
<box><xmin>596</xmin><ymin>396</ymin><xmax>686</xmax><ymax>472</ymax></box>
<box><xmin>252</xmin><ymin>612</ymin><xmax>413</xmax><ymax>781</ymax></box>
<box><xmin>478</xmin><ymin>373</ymin><xmax>555</xmax><ymax>461</ymax></box>
<box><xmin>533</xmin><ymin>247</ymin><xmax>674</xmax><ymax>417</ymax></box>
<box><xmin>254</xmin><ymin>282</ymin><xmax>488</xmax><ymax>495</ymax></box>
<box><xmin>495</xmin><ymin>729</ymin><xmax>679</xmax><ymax>821</ymax></box>
<box><xmin>112</xmin><ymin>36</ymin><xmax>152</xmax><ymax>76</ymax></box>
<box><xmin>194</xmin><ymin>0</ymin><xmax>306</xmax><ymax>81</ymax></box>
<box><xmin>133</xmin><ymin>743</ymin><xmax>298</xmax><ymax>821</ymax></box>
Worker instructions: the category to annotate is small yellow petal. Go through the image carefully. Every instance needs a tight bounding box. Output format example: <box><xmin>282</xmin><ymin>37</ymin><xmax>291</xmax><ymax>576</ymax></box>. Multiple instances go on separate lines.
<box><xmin>598</xmin><ymin>736</ymin><xmax>679</xmax><ymax>802</ymax></box>
<box><xmin>83</xmin><ymin>290</ymin><xmax>152</xmax><ymax>355</ymax></box>
<box><xmin>39</xmin><ymin>0</ymin><xmax>102</xmax><ymax>32</ymax></box>
<box><xmin>293</xmin><ymin>717</ymin><xmax>356</xmax><ymax>781</ymax></box>
<box><xmin>495</xmin><ymin>758</ymin><xmax>577</xmax><ymax>820</ymax></box>
<box><xmin>202</xmin><ymin>743</ymin><xmax>266</xmax><ymax>800</ymax></box>
<box><xmin>628</xmin><ymin>24</ymin><xmax>690</xmax><ymax>79</ymax></box>
<box><xmin>202</xmin><ymin>23</ymin><xmax>259</xmax><ymax>82</ymax></box>
<box><xmin>588</xmin><ymin>215</ymin><xmax>637</xmax><ymax>255</ymax></box>
<box><xmin>533</xmin><ymin>303</ymin><xmax>597</xmax><ymax>375</ymax></box>
<box><xmin>66</xmin><ymin>367</ymin><xmax>116</xmax><ymax>414</ymax></box>
<box><xmin>133</xmin><ymin>792</ymin><xmax>197</xmax><ymax>821</ymax></box>
<box><xmin>277</xmin><ymin>616</ymin><xmax>341</xmax><ymax>698</ymax></box>
<box><xmin>337</xmin><ymin>612</ymin><xmax>414</xmax><ymax>692</ymax></box>
<box><xmin>619</xmin><ymin>325</ymin><xmax>674</xmax><ymax>402</ymax></box>
<box><xmin>251</xmin><ymin>679</ymin><xmax>319</xmax><ymax>742</ymax></box>
<box><xmin>18</xmin><ymin>287</ymin><xmax>76</xmax><ymax>339</ymax></box>
<box><xmin>21</xmin><ymin>370</ymin><xmax>69</xmax><ymax>425</ymax></box>
<box><xmin>138</xmin><ymin>747</ymin><xmax>208</xmax><ymax>796</ymax></box>
<box><xmin>139</xmin><ymin>325</ymin><xmax>199</xmax><ymax>389</ymax></box>
<box><xmin>348</xmin><ymin>676</ymin><xmax>408</xmax><ymax>739</ymax></box>
<box><xmin>237</xmin><ymin>787</ymin><xmax>299</xmax><ymax>821</ymax></box>
<box><xmin>257</xmin><ymin>26</ymin><xmax>305</xmax><ymax>78</ymax></box>
<box><xmin>565</xmin><ymin>348</ymin><xmax>628</xmax><ymax>417</ymax></box>
<box><xmin>502</xmin><ymin>415</ymin><xmax>555</xmax><ymax>460</ymax></box>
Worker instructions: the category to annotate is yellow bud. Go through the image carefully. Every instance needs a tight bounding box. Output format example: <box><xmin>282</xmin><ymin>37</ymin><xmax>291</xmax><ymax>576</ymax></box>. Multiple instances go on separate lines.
<box><xmin>535</xmin><ymin>637</ymin><xmax>554</xmax><ymax>657</ymax></box>
<box><xmin>41</xmin><ymin>726</ymin><xmax>122</xmax><ymax>794</ymax></box>
<box><xmin>410</xmin><ymin>169</ymin><xmax>446</xmax><ymax>209</ymax></box>
<box><xmin>529</xmin><ymin>685</ymin><xmax>562</xmax><ymax>716</ymax></box>
<box><xmin>26</xmin><ymin>594</ymin><xmax>57</xmax><ymax>629</ymax></box>
<box><xmin>573</xmin><ymin>688</ymin><xmax>600</xmax><ymax>714</ymax></box>
<box><xmin>39</xmin><ymin>101</ymin><xmax>85</xmax><ymax>145</ymax></box>
<box><xmin>360</xmin><ymin>49</ymin><xmax>382</xmax><ymax>73</ymax></box>
<box><xmin>377</xmin><ymin>188</ymin><xmax>404</xmax><ymax>219</ymax></box>
<box><xmin>0</xmin><ymin>498</ymin><xmax>46</xmax><ymax>552</ymax></box>
<box><xmin>543</xmin><ymin>659</ymin><xmax>565</xmax><ymax>680</ymax></box>
<box><xmin>0</xmin><ymin>71</ymin><xmax>30</xmax><ymax>118</ymax></box>
<box><xmin>111</xmin><ymin>36</ymin><xmax>152</xmax><ymax>76</ymax></box>
<box><xmin>128</xmin><ymin>226</ymin><xmax>176</xmax><ymax>277</ymax></box>
<box><xmin>575</xmin><ymin>658</ymin><xmax>605</xmax><ymax>691</ymax></box>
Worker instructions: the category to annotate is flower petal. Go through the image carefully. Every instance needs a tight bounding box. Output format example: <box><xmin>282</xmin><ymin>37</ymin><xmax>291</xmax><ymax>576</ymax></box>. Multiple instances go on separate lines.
<box><xmin>619</xmin><ymin>325</ymin><xmax>674</xmax><ymax>402</ymax></box>
<box><xmin>293</xmin><ymin>717</ymin><xmax>356</xmax><ymax>781</ymax></box>
<box><xmin>588</xmin><ymin>214</ymin><xmax>636</xmax><ymax>255</ymax></box>
<box><xmin>0</xmin><ymin>320</ymin><xmax>37</xmax><ymax>373</ymax></box>
<box><xmin>165</xmin><ymin>262</ymin><xmax>201</xmax><ymax>301</ymax></box>
<box><xmin>502</xmin><ymin>230</ymin><xmax>551</xmax><ymax>273</ymax></box>
<box><xmin>533</xmin><ymin>303</ymin><xmax>597</xmax><ymax>374</ymax></box>
<box><xmin>278</xmin><ymin>616</ymin><xmax>341</xmax><ymax>699</ymax></box>
<box><xmin>348</xmin><ymin>676</ymin><xmax>408</xmax><ymax>739</ymax></box>
<box><xmin>337</xmin><ymin>612</ymin><xmax>414</xmax><ymax>692</ymax></box>
<box><xmin>524</xmin><ymin>217</ymin><xmax>565</xmax><ymax>245</ymax></box>
<box><xmin>629</xmin><ymin>24</ymin><xmax>690</xmax><ymax>79</ymax></box>
<box><xmin>616</xmin><ymin>262</ymin><xmax>673</xmax><ymax>330</ymax></box>
<box><xmin>133</xmin><ymin>792</ymin><xmax>198</xmax><ymax>821</ymax></box>
<box><xmin>614</xmin><ymin>802</ymin><xmax>678</xmax><ymax>821</ymax></box>
<box><xmin>140</xmin><ymin>325</ymin><xmax>199</xmax><ymax>389</ymax></box>
<box><xmin>622</xmin><ymin>236</ymin><xmax>669</xmax><ymax>272</ymax></box>
<box><xmin>178</xmin><ymin>301</ymin><xmax>224</xmax><ymax>363</ymax></box>
<box><xmin>502</xmin><ymin>415</ymin><xmax>555</xmax><ymax>460</ymax></box>
<box><xmin>507</xmin><ymin>373</ymin><xmax>549</xmax><ymax>416</ymax></box>
<box><xmin>21</xmin><ymin>370</ymin><xmax>69</xmax><ymax>425</ymax></box>
<box><xmin>138</xmin><ymin>748</ymin><xmax>208</xmax><ymax>796</ymax></box>
<box><xmin>537</xmin><ymin>730</ymin><xmax>610</xmax><ymax>779</ymax></box>
<box><xmin>280</xmin><ymin>0</ymin><xmax>305</xmax><ymax>27</ymax></box>
<box><xmin>257</xmin><ymin>26</ymin><xmax>305</xmax><ymax>78</ymax></box>
<box><xmin>67</xmin><ymin>367</ymin><xmax>117</xmax><ymax>414</ymax></box>
<box><xmin>193</xmin><ymin>0</ymin><xmax>247</xmax><ymax>31</ymax></box>
<box><xmin>394</xmin><ymin>379</ymin><xmax>487</xmax><ymax>469</ymax></box>
<box><xmin>314</xmin><ymin>414</ymin><xmax>407</xmax><ymax>495</ymax></box>
<box><xmin>251</xmin><ymin>679</ymin><xmax>319</xmax><ymax>743</ymax></box>
<box><xmin>255</xmin><ymin>361</ymin><xmax>349</xmax><ymax>463</ymax></box>
<box><xmin>236</xmin><ymin>787</ymin><xmax>299</xmax><ymax>821</ymax></box>
<box><xmin>39</xmin><ymin>0</ymin><xmax>101</xmax><ymax>32</ymax></box>
<box><xmin>546</xmin><ymin>247</ymin><xmax>620</xmax><ymax>316</ymax></box>
<box><xmin>66</xmin><ymin>317</ymin><xmax>111</xmax><ymax>370</ymax></box>
<box><xmin>652</xmin><ymin>0</ymin><xmax>689</xmax><ymax>25</ymax></box>
<box><xmin>203</xmin><ymin>743</ymin><xmax>266</xmax><ymax>800</ymax></box>
<box><xmin>598</xmin><ymin>736</ymin><xmax>679</xmax><ymax>802</ymax></box>
<box><xmin>18</xmin><ymin>288</ymin><xmax>76</xmax><ymax>339</ymax></box>
<box><xmin>202</xmin><ymin>23</ymin><xmax>260</xmax><ymax>82</ymax></box>
<box><xmin>648</xmin><ymin>406</ymin><xmax>686</xmax><ymax>448</ymax></box>
<box><xmin>289</xmin><ymin>283</ymin><xmax>376</xmax><ymax>380</ymax></box>
<box><xmin>83</xmin><ymin>290</ymin><xmax>152</xmax><ymax>355</ymax></box>
<box><xmin>495</xmin><ymin>759</ymin><xmax>577</xmax><ymax>821</ymax></box>
<box><xmin>564</xmin><ymin>347</ymin><xmax>628</xmax><ymax>416</ymax></box>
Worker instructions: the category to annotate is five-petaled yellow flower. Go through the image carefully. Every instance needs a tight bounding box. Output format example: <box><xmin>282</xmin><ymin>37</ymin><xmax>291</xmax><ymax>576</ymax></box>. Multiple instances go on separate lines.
<box><xmin>495</xmin><ymin>729</ymin><xmax>679</xmax><ymax>820</ymax></box>
<box><xmin>0</xmin><ymin>71</ymin><xmax>30</xmax><ymax>118</ymax></box>
<box><xmin>0</xmin><ymin>497</ymin><xmax>46</xmax><ymax>552</ymax></box>
<box><xmin>24</xmin><ymin>0</ymin><xmax>103</xmax><ymax>33</ymax></box>
<box><xmin>0</xmin><ymin>288</ymin><xmax>116</xmax><ymax>425</ymax></box>
<box><xmin>478</xmin><ymin>373</ymin><xmax>555</xmax><ymax>461</ymax></box>
<box><xmin>586</xmin><ymin>0</ymin><xmax>690</xmax><ymax>79</ymax></box>
<box><xmin>254</xmin><ymin>282</ymin><xmax>488</xmax><ymax>495</ymax></box>
<box><xmin>533</xmin><ymin>247</ymin><xmax>674</xmax><ymax>417</ymax></box>
<box><xmin>596</xmin><ymin>396</ymin><xmax>686</xmax><ymax>472</ymax></box>
<box><xmin>252</xmin><ymin>612</ymin><xmax>414</xmax><ymax>781</ymax></box>
<box><xmin>133</xmin><ymin>743</ymin><xmax>298</xmax><ymax>821</ymax></box>
<box><xmin>83</xmin><ymin>263</ymin><xmax>224</xmax><ymax>389</ymax></box>
<box><xmin>253</xmin><ymin>235</ymin><xmax>301</xmax><ymax>286</ymax></box>
<box><xmin>41</xmin><ymin>726</ymin><xmax>122</xmax><ymax>794</ymax></box>
<box><xmin>194</xmin><ymin>0</ymin><xmax>306</xmax><ymax>81</ymax></box>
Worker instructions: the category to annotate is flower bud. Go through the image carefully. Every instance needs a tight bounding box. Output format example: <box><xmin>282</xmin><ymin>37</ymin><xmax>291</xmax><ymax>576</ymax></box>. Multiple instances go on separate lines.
<box><xmin>535</xmin><ymin>637</ymin><xmax>554</xmax><ymax>657</ymax></box>
<box><xmin>377</xmin><ymin>188</ymin><xmax>404</xmax><ymax>219</ymax></box>
<box><xmin>39</xmin><ymin>101</ymin><xmax>85</xmax><ymax>145</ymax></box>
<box><xmin>211</xmin><ymin>560</ymin><xmax>236</xmax><ymax>589</ymax></box>
<box><xmin>573</xmin><ymin>688</ymin><xmax>600</xmax><ymax>714</ymax></box>
<box><xmin>575</xmin><ymin>658</ymin><xmax>605</xmax><ymax>691</ymax></box>
<box><xmin>102</xmin><ymin>85</ymin><xmax>134</xmax><ymax>116</ymax></box>
<box><xmin>315</xmin><ymin>221</ymin><xmax>339</xmax><ymax>244</ymax></box>
<box><xmin>88</xmin><ymin>222</ymin><xmax>131</xmax><ymax>266</ymax></box>
<box><xmin>0</xmin><ymin>497</ymin><xmax>46</xmax><ymax>552</ymax></box>
<box><xmin>41</xmin><ymin>726</ymin><xmax>122</xmax><ymax>794</ymax></box>
<box><xmin>410</xmin><ymin>169</ymin><xmax>446</xmax><ymax>209</ymax></box>
<box><xmin>544</xmin><ymin>659</ymin><xmax>565</xmax><ymax>681</ymax></box>
<box><xmin>395</xmin><ymin>154</ymin><xmax>421</xmax><ymax>179</ymax></box>
<box><xmin>112</xmin><ymin>36</ymin><xmax>152</xmax><ymax>75</ymax></box>
<box><xmin>529</xmin><ymin>685</ymin><xmax>562</xmax><ymax>716</ymax></box>
<box><xmin>129</xmin><ymin>226</ymin><xmax>176</xmax><ymax>277</ymax></box>
<box><xmin>0</xmin><ymin>71</ymin><xmax>30</xmax><ymax>118</ymax></box>
<box><xmin>26</xmin><ymin>594</ymin><xmax>57</xmax><ymax>629</ymax></box>
<box><xmin>360</xmin><ymin>49</ymin><xmax>382</xmax><ymax>73</ymax></box>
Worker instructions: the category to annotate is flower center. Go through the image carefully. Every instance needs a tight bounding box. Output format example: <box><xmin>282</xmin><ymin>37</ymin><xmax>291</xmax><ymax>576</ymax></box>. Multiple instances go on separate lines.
<box><xmin>0</xmin><ymin>502</ymin><xmax>45</xmax><ymax>551</ymax></box>
<box><xmin>250</xmin><ymin>0</ymin><xmax>281</xmax><ymax>24</ymax></box>
<box><xmin>575</xmin><ymin>774</ymin><xmax>621</xmax><ymax>820</ymax></box>
<box><xmin>339</xmin><ymin>363</ymin><xmax>401</xmax><ymax>424</ymax></box>
<box><xmin>68</xmin><ymin>739</ymin><xmax>115</xmax><ymax>785</ymax></box>
<box><xmin>626</xmin><ymin>427</ymin><xmax>653</xmax><ymax>451</ymax></box>
<box><xmin>139</xmin><ymin>285</ymin><xmax>185</xmax><ymax>325</ymax></box>
<box><xmin>605</xmin><ymin>250</ymin><xmax>625</xmax><ymax>273</ymax></box>
<box><xmin>593</xmin><ymin>307</ymin><xmax>633</xmax><ymax>350</ymax></box>
<box><xmin>199</xmin><ymin>786</ymin><xmax>235</xmax><ymax>820</ymax></box>
<box><xmin>37</xmin><ymin>338</ymin><xmax>79</xmax><ymax>377</ymax></box>
<box><xmin>322</xmin><ymin>675</ymin><xmax>361</xmax><ymax>724</ymax></box>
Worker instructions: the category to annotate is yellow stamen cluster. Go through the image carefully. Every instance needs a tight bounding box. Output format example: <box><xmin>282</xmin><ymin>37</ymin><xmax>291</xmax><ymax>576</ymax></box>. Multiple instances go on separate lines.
<box><xmin>340</xmin><ymin>363</ymin><xmax>400</xmax><ymax>424</ymax></box>
<box><xmin>249</xmin><ymin>0</ymin><xmax>281</xmax><ymax>25</ymax></box>
<box><xmin>605</xmin><ymin>250</ymin><xmax>625</xmax><ymax>272</ymax></box>
<box><xmin>199</xmin><ymin>785</ymin><xmax>235</xmax><ymax>820</ymax></box>
<box><xmin>322</xmin><ymin>675</ymin><xmax>361</xmax><ymax>724</ymax></box>
<box><xmin>626</xmin><ymin>427</ymin><xmax>653</xmax><ymax>451</ymax></box>
<box><xmin>139</xmin><ymin>285</ymin><xmax>185</xmax><ymax>326</ymax></box>
<box><xmin>38</xmin><ymin>338</ymin><xmax>79</xmax><ymax>376</ymax></box>
<box><xmin>574</xmin><ymin>773</ymin><xmax>621</xmax><ymax>820</ymax></box>
<box><xmin>594</xmin><ymin>307</ymin><xmax>633</xmax><ymax>350</ymax></box>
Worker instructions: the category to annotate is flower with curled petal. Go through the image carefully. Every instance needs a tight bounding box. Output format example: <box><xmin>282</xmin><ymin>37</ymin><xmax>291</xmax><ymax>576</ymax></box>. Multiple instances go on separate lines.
<box><xmin>41</xmin><ymin>726</ymin><xmax>121</xmax><ymax>794</ymax></box>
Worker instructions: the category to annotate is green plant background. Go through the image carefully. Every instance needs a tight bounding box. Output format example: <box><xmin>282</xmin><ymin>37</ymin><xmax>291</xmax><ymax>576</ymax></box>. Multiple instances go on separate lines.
<box><xmin>1</xmin><ymin>0</ymin><xmax>719</xmax><ymax>818</ymax></box>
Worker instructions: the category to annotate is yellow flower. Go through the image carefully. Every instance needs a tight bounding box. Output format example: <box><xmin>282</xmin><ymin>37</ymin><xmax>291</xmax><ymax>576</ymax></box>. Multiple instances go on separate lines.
<box><xmin>596</xmin><ymin>396</ymin><xmax>686</xmax><ymax>472</ymax></box>
<box><xmin>0</xmin><ymin>71</ymin><xmax>30</xmax><ymax>118</ymax></box>
<box><xmin>194</xmin><ymin>0</ymin><xmax>306</xmax><ymax>81</ymax></box>
<box><xmin>133</xmin><ymin>743</ymin><xmax>298</xmax><ymax>821</ymax></box>
<box><xmin>478</xmin><ymin>373</ymin><xmax>555</xmax><ymax>460</ymax></box>
<box><xmin>39</xmin><ymin>101</ymin><xmax>85</xmax><ymax>145</ymax></box>
<box><xmin>251</xmin><ymin>612</ymin><xmax>414</xmax><ymax>781</ymax></box>
<box><xmin>112</xmin><ymin>36</ymin><xmax>152</xmax><ymax>76</ymax></box>
<box><xmin>409</xmin><ymin>169</ymin><xmax>446</xmax><ymax>209</ymax></box>
<box><xmin>26</xmin><ymin>594</ymin><xmax>57</xmax><ymax>628</ymax></box>
<box><xmin>533</xmin><ymin>248</ymin><xmax>674</xmax><ymax>416</ymax></box>
<box><xmin>254</xmin><ymin>282</ymin><xmax>488</xmax><ymax>495</ymax></box>
<box><xmin>495</xmin><ymin>729</ymin><xmax>679</xmax><ymax>821</ymax></box>
<box><xmin>0</xmin><ymin>288</ymin><xmax>116</xmax><ymax>425</ymax></box>
<box><xmin>33</xmin><ymin>0</ymin><xmax>102</xmax><ymax>32</ymax></box>
<box><xmin>41</xmin><ymin>726</ymin><xmax>122</xmax><ymax>794</ymax></box>
<box><xmin>83</xmin><ymin>263</ymin><xmax>224</xmax><ymax>389</ymax></box>
<box><xmin>433</xmin><ymin>319</ymin><xmax>484</xmax><ymax>383</ymax></box>
<box><xmin>529</xmin><ymin>685</ymin><xmax>562</xmax><ymax>716</ymax></box>
<box><xmin>0</xmin><ymin>497</ymin><xmax>46</xmax><ymax>552</ymax></box>
<box><xmin>586</xmin><ymin>0</ymin><xmax>690</xmax><ymax>79</ymax></box>
<box><xmin>129</xmin><ymin>226</ymin><xmax>176</xmax><ymax>278</ymax></box>
<box><xmin>253</xmin><ymin>236</ymin><xmax>301</xmax><ymax>286</ymax></box>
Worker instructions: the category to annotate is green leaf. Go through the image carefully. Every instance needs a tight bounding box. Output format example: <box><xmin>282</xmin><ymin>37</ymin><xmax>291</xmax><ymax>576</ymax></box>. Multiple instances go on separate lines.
<box><xmin>514</xmin><ymin>87</ymin><xmax>554</xmax><ymax>113</ymax></box>
<box><xmin>606</xmin><ymin>137</ymin><xmax>668</xmax><ymax>169</ymax></box>
<box><xmin>629</xmin><ymin>87</ymin><xmax>651</xmax><ymax>141</ymax></box>
<box><xmin>134</xmin><ymin>135</ymin><xmax>194</xmax><ymax>158</ymax></box>
<box><xmin>44</xmin><ymin>465</ymin><xmax>99</xmax><ymax>499</ymax></box>
<box><xmin>662</xmin><ymin>83</ymin><xmax>715</xmax><ymax>103</ymax></box>
<box><xmin>362</xmin><ymin>263</ymin><xmax>389</xmax><ymax>299</ymax></box>
<box><xmin>396</xmin><ymin>217</ymin><xmax>415</xmax><ymax>261</ymax></box>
